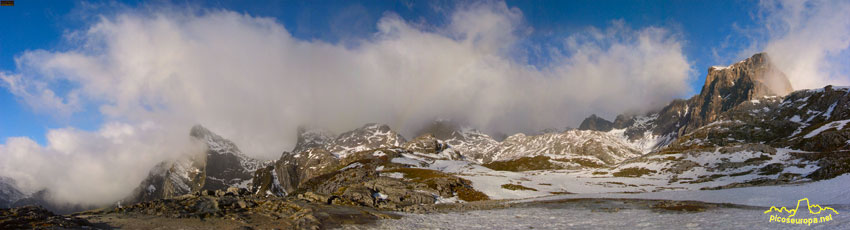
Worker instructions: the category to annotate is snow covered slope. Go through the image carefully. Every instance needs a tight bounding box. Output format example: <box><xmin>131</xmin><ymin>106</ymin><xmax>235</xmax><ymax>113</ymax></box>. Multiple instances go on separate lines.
<box><xmin>418</xmin><ymin>122</ymin><xmax>645</xmax><ymax>165</ymax></box>
<box><xmin>290</xmin><ymin>123</ymin><xmax>407</xmax><ymax>158</ymax></box>
<box><xmin>492</xmin><ymin>130</ymin><xmax>641</xmax><ymax>165</ymax></box>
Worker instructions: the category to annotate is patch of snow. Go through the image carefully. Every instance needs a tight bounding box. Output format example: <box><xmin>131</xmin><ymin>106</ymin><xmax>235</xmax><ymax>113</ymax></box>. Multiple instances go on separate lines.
<box><xmin>804</xmin><ymin>119</ymin><xmax>850</xmax><ymax>138</ymax></box>
<box><xmin>232</xmin><ymin>178</ymin><xmax>253</xmax><ymax>189</ymax></box>
<box><xmin>526</xmin><ymin>173</ymin><xmax>850</xmax><ymax>206</ymax></box>
<box><xmin>789</xmin><ymin>115</ymin><xmax>802</xmax><ymax>123</ymax></box>
<box><xmin>823</xmin><ymin>102</ymin><xmax>837</xmax><ymax>119</ymax></box>
<box><xmin>711</xmin><ymin>65</ymin><xmax>730</xmax><ymax>70</ymax></box>
<box><xmin>391</xmin><ymin>157</ymin><xmax>425</xmax><ymax>166</ymax></box>
<box><xmin>382</xmin><ymin>172</ymin><xmax>404</xmax><ymax>179</ymax></box>
<box><xmin>356</xmin><ymin>203</ymin><xmax>850</xmax><ymax>229</ymax></box>
<box><xmin>340</xmin><ymin>162</ymin><xmax>364</xmax><ymax>171</ymax></box>
<box><xmin>373</xmin><ymin>192</ymin><xmax>388</xmax><ymax>200</ymax></box>
<box><xmin>435</xmin><ymin>195</ymin><xmax>464</xmax><ymax>204</ymax></box>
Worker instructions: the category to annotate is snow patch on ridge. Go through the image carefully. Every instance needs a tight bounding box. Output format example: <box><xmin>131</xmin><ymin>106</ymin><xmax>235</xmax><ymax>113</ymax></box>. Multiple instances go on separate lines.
<box><xmin>804</xmin><ymin>119</ymin><xmax>850</xmax><ymax>138</ymax></box>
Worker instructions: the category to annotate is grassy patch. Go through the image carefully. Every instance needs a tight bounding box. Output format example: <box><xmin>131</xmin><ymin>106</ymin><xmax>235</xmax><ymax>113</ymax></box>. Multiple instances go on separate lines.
<box><xmin>383</xmin><ymin>168</ymin><xmax>489</xmax><ymax>202</ymax></box>
<box><xmin>612</xmin><ymin>167</ymin><xmax>656</xmax><ymax>177</ymax></box>
<box><xmin>551</xmin><ymin>158</ymin><xmax>604</xmax><ymax>168</ymax></box>
<box><xmin>482</xmin><ymin>156</ymin><xmax>562</xmax><ymax>172</ymax></box>
<box><xmin>501</xmin><ymin>184</ymin><xmax>538</xmax><ymax>191</ymax></box>
<box><xmin>685</xmin><ymin>174</ymin><xmax>726</xmax><ymax>184</ymax></box>
<box><xmin>651</xmin><ymin>202</ymin><xmax>707</xmax><ymax>212</ymax></box>
<box><xmin>456</xmin><ymin>186</ymin><xmax>489</xmax><ymax>201</ymax></box>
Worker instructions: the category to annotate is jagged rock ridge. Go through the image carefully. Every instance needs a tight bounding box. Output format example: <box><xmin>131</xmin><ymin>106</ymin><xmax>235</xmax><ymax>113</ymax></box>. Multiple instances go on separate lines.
<box><xmin>580</xmin><ymin>52</ymin><xmax>796</xmax><ymax>152</ymax></box>
<box><xmin>129</xmin><ymin>125</ymin><xmax>265</xmax><ymax>203</ymax></box>
<box><xmin>0</xmin><ymin>177</ymin><xmax>24</xmax><ymax>209</ymax></box>
<box><xmin>578</xmin><ymin>114</ymin><xmax>615</xmax><ymax>132</ymax></box>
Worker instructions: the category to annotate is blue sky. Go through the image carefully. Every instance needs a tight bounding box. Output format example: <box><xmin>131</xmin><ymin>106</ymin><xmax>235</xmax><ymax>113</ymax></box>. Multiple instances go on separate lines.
<box><xmin>0</xmin><ymin>0</ymin><xmax>822</xmax><ymax>144</ymax></box>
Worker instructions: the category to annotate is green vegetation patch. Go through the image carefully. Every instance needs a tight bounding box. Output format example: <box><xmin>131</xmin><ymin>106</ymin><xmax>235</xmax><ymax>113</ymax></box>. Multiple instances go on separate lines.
<box><xmin>551</xmin><ymin>158</ymin><xmax>604</xmax><ymax>168</ymax></box>
<box><xmin>482</xmin><ymin>156</ymin><xmax>562</xmax><ymax>172</ymax></box>
<box><xmin>501</xmin><ymin>183</ymin><xmax>538</xmax><ymax>191</ymax></box>
<box><xmin>383</xmin><ymin>168</ymin><xmax>490</xmax><ymax>202</ymax></box>
<box><xmin>456</xmin><ymin>186</ymin><xmax>490</xmax><ymax>202</ymax></box>
<box><xmin>612</xmin><ymin>167</ymin><xmax>657</xmax><ymax>177</ymax></box>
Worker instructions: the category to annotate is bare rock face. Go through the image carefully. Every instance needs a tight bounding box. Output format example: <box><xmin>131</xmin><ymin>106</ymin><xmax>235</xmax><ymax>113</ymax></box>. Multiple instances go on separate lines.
<box><xmin>294</xmin><ymin>153</ymin><xmax>487</xmax><ymax>211</ymax></box>
<box><xmin>254</xmin><ymin>123</ymin><xmax>415</xmax><ymax>196</ymax></box>
<box><xmin>107</xmin><ymin>187</ymin><xmax>393</xmax><ymax>230</ymax></box>
<box><xmin>130</xmin><ymin>125</ymin><xmax>265</xmax><ymax>203</ymax></box>
<box><xmin>402</xmin><ymin>134</ymin><xmax>447</xmax><ymax>154</ymax></box>
<box><xmin>684</xmin><ymin>52</ymin><xmax>793</xmax><ymax>133</ymax></box>
<box><xmin>414</xmin><ymin>121</ymin><xmax>501</xmax><ymax>163</ymax></box>
<box><xmin>0</xmin><ymin>177</ymin><xmax>25</xmax><ymax>209</ymax></box>
<box><xmin>131</xmin><ymin>159</ymin><xmax>206</xmax><ymax>202</ymax></box>
<box><xmin>578</xmin><ymin>52</ymin><xmax>795</xmax><ymax>153</ymax></box>
<box><xmin>578</xmin><ymin>114</ymin><xmax>615</xmax><ymax>132</ymax></box>
<box><xmin>251</xmin><ymin>124</ymin><xmax>491</xmax><ymax>211</ymax></box>
<box><xmin>401</xmin><ymin>134</ymin><xmax>463</xmax><ymax>160</ymax></box>
<box><xmin>328</xmin><ymin>123</ymin><xmax>406</xmax><ymax>157</ymax></box>
<box><xmin>253</xmin><ymin>148</ymin><xmax>342</xmax><ymax>196</ymax></box>
<box><xmin>190</xmin><ymin>125</ymin><xmax>262</xmax><ymax>191</ymax></box>
<box><xmin>287</xmin><ymin>149</ymin><xmax>341</xmax><ymax>190</ymax></box>
<box><xmin>292</xmin><ymin>126</ymin><xmax>335</xmax><ymax>153</ymax></box>
<box><xmin>250</xmin><ymin>165</ymin><xmax>287</xmax><ymax>196</ymax></box>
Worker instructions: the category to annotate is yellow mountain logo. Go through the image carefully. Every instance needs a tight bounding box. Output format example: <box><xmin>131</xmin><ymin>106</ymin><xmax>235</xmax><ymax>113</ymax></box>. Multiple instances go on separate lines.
<box><xmin>764</xmin><ymin>198</ymin><xmax>839</xmax><ymax>226</ymax></box>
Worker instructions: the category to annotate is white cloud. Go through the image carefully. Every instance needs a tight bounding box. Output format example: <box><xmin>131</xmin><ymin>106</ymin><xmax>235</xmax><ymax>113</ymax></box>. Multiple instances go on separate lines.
<box><xmin>0</xmin><ymin>2</ymin><xmax>692</xmax><ymax>205</ymax></box>
<box><xmin>0</xmin><ymin>72</ymin><xmax>80</xmax><ymax>117</ymax></box>
<box><xmin>742</xmin><ymin>0</ymin><xmax>850</xmax><ymax>89</ymax></box>
<box><xmin>0</xmin><ymin>122</ymin><xmax>204</xmax><ymax>205</ymax></box>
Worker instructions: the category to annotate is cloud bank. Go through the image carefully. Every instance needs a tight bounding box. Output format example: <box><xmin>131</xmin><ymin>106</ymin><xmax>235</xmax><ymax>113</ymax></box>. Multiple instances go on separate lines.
<box><xmin>736</xmin><ymin>0</ymin><xmax>850</xmax><ymax>89</ymax></box>
<box><xmin>0</xmin><ymin>122</ymin><xmax>204</xmax><ymax>205</ymax></box>
<box><xmin>0</xmin><ymin>2</ymin><xmax>692</xmax><ymax>205</ymax></box>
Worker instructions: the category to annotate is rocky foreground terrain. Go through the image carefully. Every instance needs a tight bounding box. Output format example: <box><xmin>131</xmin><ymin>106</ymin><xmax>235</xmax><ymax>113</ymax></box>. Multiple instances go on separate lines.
<box><xmin>1</xmin><ymin>52</ymin><xmax>850</xmax><ymax>229</ymax></box>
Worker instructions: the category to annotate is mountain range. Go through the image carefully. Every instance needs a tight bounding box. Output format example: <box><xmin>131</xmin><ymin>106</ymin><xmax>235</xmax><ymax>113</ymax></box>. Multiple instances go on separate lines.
<box><xmin>1</xmin><ymin>52</ymin><xmax>848</xmax><ymax>215</ymax></box>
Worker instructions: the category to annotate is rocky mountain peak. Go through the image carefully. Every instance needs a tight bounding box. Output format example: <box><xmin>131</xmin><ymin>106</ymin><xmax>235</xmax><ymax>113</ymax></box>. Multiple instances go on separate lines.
<box><xmin>578</xmin><ymin>114</ymin><xmax>614</xmax><ymax>132</ymax></box>
<box><xmin>292</xmin><ymin>125</ymin><xmax>335</xmax><ymax>153</ymax></box>
<box><xmin>0</xmin><ymin>177</ymin><xmax>26</xmax><ymax>209</ymax></box>
<box><xmin>189</xmin><ymin>124</ymin><xmax>213</xmax><ymax>138</ymax></box>
<box><xmin>189</xmin><ymin>125</ymin><xmax>241</xmax><ymax>155</ymax></box>
<box><xmin>326</xmin><ymin>123</ymin><xmax>406</xmax><ymax>158</ymax></box>
<box><xmin>576</xmin><ymin>53</ymin><xmax>796</xmax><ymax>152</ymax></box>
<box><xmin>703</xmin><ymin>52</ymin><xmax>792</xmax><ymax>98</ymax></box>
<box><xmin>686</xmin><ymin>52</ymin><xmax>793</xmax><ymax>132</ymax></box>
<box><xmin>358</xmin><ymin>123</ymin><xmax>394</xmax><ymax>133</ymax></box>
<box><xmin>130</xmin><ymin>125</ymin><xmax>264</xmax><ymax>203</ymax></box>
<box><xmin>414</xmin><ymin>120</ymin><xmax>463</xmax><ymax>140</ymax></box>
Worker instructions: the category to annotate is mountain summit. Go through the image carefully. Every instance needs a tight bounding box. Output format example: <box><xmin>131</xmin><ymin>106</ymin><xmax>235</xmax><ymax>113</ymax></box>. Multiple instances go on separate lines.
<box><xmin>579</xmin><ymin>52</ymin><xmax>795</xmax><ymax>149</ymax></box>
<box><xmin>686</xmin><ymin>52</ymin><xmax>793</xmax><ymax>132</ymax></box>
<box><xmin>129</xmin><ymin>125</ymin><xmax>265</xmax><ymax>202</ymax></box>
